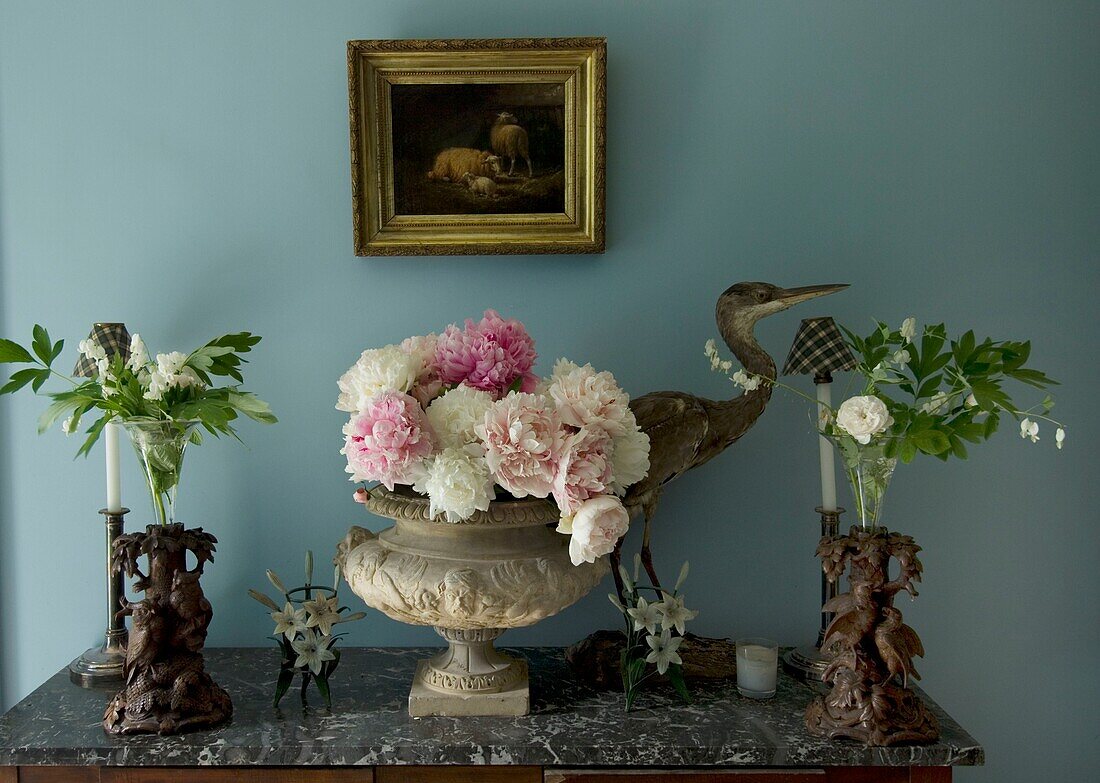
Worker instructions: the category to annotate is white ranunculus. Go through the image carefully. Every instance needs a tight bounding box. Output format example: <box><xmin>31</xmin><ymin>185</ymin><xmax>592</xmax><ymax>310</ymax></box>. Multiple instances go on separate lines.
<box><xmin>835</xmin><ymin>395</ymin><xmax>894</xmax><ymax>445</ymax></box>
<box><xmin>567</xmin><ymin>495</ymin><xmax>630</xmax><ymax>566</ymax></box>
<box><xmin>336</xmin><ymin>345</ymin><xmax>420</xmax><ymax>414</ymax></box>
<box><xmin>426</xmin><ymin>385</ymin><xmax>494</xmax><ymax>448</ymax></box>
<box><xmin>548</xmin><ymin>358</ymin><xmax>631</xmax><ymax>435</ymax></box>
<box><xmin>609</xmin><ymin>411</ymin><xmax>650</xmax><ymax>495</ymax></box>
<box><xmin>900</xmin><ymin>317</ymin><xmax>917</xmax><ymax>343</ymax></box>
<box><xmin>412</xmin><ymin>447</ymin><xmax>494</xmax><ymax>523</ymax></box>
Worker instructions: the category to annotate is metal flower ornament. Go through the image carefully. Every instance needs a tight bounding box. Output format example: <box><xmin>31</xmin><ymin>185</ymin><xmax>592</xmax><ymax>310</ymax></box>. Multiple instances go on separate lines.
<box><xmin>609</xmin><ymin>556</ymin><xmax>697</xmax><ymax>711</ymax></box>
<box><xmin>249</xmin><ymin>551</ymin><xmax>365</xmax><ymax>708</ymax></box>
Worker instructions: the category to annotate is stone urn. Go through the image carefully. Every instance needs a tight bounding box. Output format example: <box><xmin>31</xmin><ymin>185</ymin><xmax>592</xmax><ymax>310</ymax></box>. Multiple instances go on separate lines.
<box><xmin>337</xmin><ymin>485</ymin><xmax>607</xmax><ymax>716</ymax></box>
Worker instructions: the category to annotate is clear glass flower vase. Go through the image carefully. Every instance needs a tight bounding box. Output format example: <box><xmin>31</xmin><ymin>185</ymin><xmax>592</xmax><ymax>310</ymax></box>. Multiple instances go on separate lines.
<box><xmin>123</xmin><ymin>418</ymin><xmax>200</xmax><ymax>527</ymax></box>
<box><xmin>843</xmin><ymin>441</ymin><xmax>898</xmax><ymax>530</ymax></box>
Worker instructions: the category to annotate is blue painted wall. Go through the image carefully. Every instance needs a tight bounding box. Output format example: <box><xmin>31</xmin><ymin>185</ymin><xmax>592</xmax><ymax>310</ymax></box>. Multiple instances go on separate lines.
<box><xmin>1</xmin><ymin>1</ymin><xmax>1097</xmax><ymax>779</ymax></box>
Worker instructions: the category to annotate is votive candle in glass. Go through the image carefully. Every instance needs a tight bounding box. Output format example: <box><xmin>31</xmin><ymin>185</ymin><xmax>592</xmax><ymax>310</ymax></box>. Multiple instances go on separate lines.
<box><xmin>736</xmin><ymin>637</ymin><xmax>778</xmax><ymax>699</ymax></box>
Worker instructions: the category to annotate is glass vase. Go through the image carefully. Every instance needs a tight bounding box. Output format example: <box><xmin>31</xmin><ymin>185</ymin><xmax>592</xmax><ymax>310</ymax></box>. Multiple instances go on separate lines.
<box><xmin>123</xmin><ymin>418</ymin><xmax>199</xmax><ymax>527</ymax></box>
<box><xmin>841</xmin><ymin>440</ymin><xmax>897</xmax><ymax>530</ymax></box>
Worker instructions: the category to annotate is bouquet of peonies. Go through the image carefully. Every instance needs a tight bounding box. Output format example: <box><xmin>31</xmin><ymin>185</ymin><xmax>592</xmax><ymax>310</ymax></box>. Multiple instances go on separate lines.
<box><xmin>337</xmin><ymin>310</ymin><xmax>650</xmax><ymax>565</ymax></box>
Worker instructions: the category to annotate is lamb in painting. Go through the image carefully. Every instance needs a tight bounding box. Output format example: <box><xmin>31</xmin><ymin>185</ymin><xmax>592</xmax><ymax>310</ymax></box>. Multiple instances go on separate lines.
<box><xmin>427</xmin><ymin>148</ymin><xmax>502</xmax><ymax>182</ymax></box>
<box><xmin>491</xmin><ymin>112</ymin><xmax>533</xmax><ymax>178</ymax></box>
<box><xmin>462</xmin><ymin>172</ymin><xmax>498</xmax><ymax>197</ymax></box>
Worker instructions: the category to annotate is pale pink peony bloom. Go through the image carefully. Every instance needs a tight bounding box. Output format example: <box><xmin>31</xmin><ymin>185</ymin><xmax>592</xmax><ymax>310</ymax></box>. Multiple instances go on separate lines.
<box><xmin>477</xmin><ymin>392</ymin><xmax>562</xmax><ymax>498</ymax></box>
<box><xmin>553</xmin><ymin>427</ymin><xmax>615</xmax><ymax>517</ymax></box>
<box><xmin>568</xmin><ymin>495</ymin><xmax>630</xmax><ymax>566</ymax></box>
<box><xmin>341</xmin><ymin>390</ymin><xmax>434</xmax><ymax>490</ymax></box>
<box><xmin>435</xmin><ymin>310</ymin><xmax>537</xmax><ymax>398</ymax></box>
<box><xmin>401</xmin><ymin>333</ymin><xmax>443</xmax><ymax>406</ymax></box>
<box><xmin>547</xmin><ymin>358</ymin><xmax>631</xmax><ymax>434</ymax></box>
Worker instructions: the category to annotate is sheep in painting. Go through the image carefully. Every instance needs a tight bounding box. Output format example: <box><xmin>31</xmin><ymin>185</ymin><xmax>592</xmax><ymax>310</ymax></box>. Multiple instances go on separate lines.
<box><xmin>490</xmin><ymin>112</ymin><xmax>532</xmax><ymax>178</ymax></box>
<box><xmin>462</xmin><ymin>172</ymin><xmax>498</xmax><ymax>197</ymax></box>
<box><xmin>427</xmin><ymin>148</ymin><xmax>502</xmax><ymax>182</ymax></box>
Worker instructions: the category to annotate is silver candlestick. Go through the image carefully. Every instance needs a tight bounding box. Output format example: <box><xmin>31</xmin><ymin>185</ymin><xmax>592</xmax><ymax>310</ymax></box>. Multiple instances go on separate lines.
<box><xmin>783</xmin><ymin>506</ymin><xmax>843</xmax><ymax>682</ymax></box>
<box><xmin>69</xmin><ymin>508</ymin><xmax>129</xmax><ymax>687</ymax></box>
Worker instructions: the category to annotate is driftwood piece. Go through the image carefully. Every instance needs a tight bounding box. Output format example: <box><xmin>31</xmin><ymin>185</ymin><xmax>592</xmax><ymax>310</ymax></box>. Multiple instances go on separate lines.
<box><xmin>102</xmin><ymin>524</ymin><xmax>231</xmax><ymax>736</ymax></box>
<box><xmin>805</xmin><ymin>525</ymin><xmax>939</xmax><ymax>746</ymax></box>
<box><xmin>566</xmin><ymin>630</ymin><xmax>737</xmax><ymax>691</ymax></box>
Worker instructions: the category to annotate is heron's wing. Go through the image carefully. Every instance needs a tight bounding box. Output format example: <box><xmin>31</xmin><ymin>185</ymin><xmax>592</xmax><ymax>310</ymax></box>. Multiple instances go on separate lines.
<box><xmin>627</xmin><ymin>391</ymin><xmax>710</xmax><ymax>494</ymax></box>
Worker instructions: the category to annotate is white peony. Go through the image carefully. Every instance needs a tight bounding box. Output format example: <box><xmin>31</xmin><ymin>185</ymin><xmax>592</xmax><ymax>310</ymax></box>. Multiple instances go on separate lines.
<box><xmin>609</xmin><ymin>410</ymin><xmax>650</xmax><ymax>495</ymax></box>
<box><xmin>567</xmin><ymin>494</ymin><xmax>630</xmax><ymax>566</ymax></box>
<box><xmin>412</xmin><ymin>446</ymin><xmax>494</xmax><ymax>523</ymax></box>
<box><xmin>426</xmin><ymin>385</ymin><xmax>494</xmax><ymax>448</ymax></box>
<box><xmin>547</xmin><ymin>358</ymin><xmax>631</xmax><ymax>435</ymax></box>
<box><xmin>835</xmin><ymin>395</ymin><xmax>894</xmax><ymax>445</ymax></box>
<box><xmin>336</xmin><ymin>345</ymin><xmax>420</xmax><ymax>414</ymax></box>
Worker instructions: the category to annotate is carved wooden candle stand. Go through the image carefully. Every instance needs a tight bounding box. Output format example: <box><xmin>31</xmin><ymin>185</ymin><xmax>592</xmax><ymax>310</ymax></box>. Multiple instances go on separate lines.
<box><xmin>805</xmin><ymin>525</ymin><xmax>939</xmax><ymax>746</ymax></box>
<box><xmin>102</xmin><ymin>523</ymin><xmax>232</xmax><ymax>736</ymax></box>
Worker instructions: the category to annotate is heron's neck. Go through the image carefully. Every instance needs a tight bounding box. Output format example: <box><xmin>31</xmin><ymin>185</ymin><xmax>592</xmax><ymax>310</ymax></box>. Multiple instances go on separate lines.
<box><xmin>706</xmin><ymin>317</ymin><xmax>775</xmax><ymax>444</ymax></box>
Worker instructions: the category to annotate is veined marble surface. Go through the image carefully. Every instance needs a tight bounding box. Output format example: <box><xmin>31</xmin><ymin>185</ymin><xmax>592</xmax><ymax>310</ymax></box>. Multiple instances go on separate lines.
<box><xmin>0</xmin><ymin>647</ymin><xmax>983</xmax><ymax>768</ymax></box>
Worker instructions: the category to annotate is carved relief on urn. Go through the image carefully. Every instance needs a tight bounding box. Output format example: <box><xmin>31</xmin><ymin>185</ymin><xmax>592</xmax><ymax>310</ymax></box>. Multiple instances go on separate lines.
<box><xmin>338</xmin><ymin>485</ymin><xmax>607</xmax><ymax>716</ymax></box>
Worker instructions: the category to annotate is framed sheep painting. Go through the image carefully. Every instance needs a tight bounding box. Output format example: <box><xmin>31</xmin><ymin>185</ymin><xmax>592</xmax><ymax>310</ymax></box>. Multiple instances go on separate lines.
<box><xmin>347</xmin><ymin>37</ymin><xmax>606</xmax><ymax>255</ymax></box>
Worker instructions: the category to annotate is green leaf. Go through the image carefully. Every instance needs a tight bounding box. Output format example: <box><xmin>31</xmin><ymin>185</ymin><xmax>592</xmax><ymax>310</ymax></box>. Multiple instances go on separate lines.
<box><xmin>31</xmin><ymin>325</ymin><xmax>51</xmax><ymax>364</ymax></box>
<box><xmin>911</xmin><ymin>429</ymin><xmax>951</xmax><ymax>455</ymax></box>
<box><xmin>0</xmin><ymin>339</ymin><xmax>35</xmax><ymax>364</ymax></box>
<box><xmin>273</xmin><ymin>668</ymin><xmax>295</xmax><ymax>706</ymax></box>
<box><xmin>75</xmin><ymin>416</ymin><xmax>109</xmax><ymax>458</ymax></box>
<box><xmin>314</xmin><ymin>673</ymin><xmax>332</xmax><ymax>708</ymax></box>
<box><xmin>50</xmin><ymin>339</ymin><xmax>65</xmax><ymax>363</ymax></box>
<box><xmin>30</xmin><ymin>367</ymin><xmax>51</xmax><ymax>392</ymax></box>
<box><xmin>228</xmin><ymin>390</ymin><xmax>278</xmax><ymax>424</ymax></box>
<box><xmin>37</xmin><ymin>396</ymin><xmax>83</xmax><ymax>434</ymax></box>
<box><xmin>949</xmin><ymin>435</ymin><xmax>968</xmax><ymax>459</ymax></box>
<box><xmin>667</xmin><ymin>663</ymin><xmax>691</xmax><ymax>703</ymax></box>
<box><xmin>0</xmin><ymin>368</ymin><xmax>41</xmax><ymax>395</ymax></box>
<box><xmin>983</xmin><ymin>413</ymin><xmax>1000</xmax><ymax>439</ymax></box>
<box><xmin>899</xmin><ymin>438</ymin><xmax>918</xmax><ymax>463</ymax></box>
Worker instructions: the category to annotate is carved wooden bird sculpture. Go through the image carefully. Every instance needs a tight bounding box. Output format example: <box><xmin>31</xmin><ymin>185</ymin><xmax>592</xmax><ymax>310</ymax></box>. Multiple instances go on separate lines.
<box><xmin>874</xmin><ymin>606</ymin><xmax>925</xmax><ymax>687</ymax></box>
<box><xmin>622</xmin><ymin>282</ymin><xmax>847</xmax><ymax>588</ymax></box>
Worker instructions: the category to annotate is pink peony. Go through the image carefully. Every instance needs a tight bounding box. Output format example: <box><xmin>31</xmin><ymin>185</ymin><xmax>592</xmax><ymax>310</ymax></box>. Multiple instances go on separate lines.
<box><xmin>476</xmin><ymin>392</ymin><xmax>562</xmax><ymax>498</ymax></box>
<box><xmin>553</xmin><ymin>427</ymin><xmax>615</xmax><ymax>517</ymax></box>
<box><xmin>342</xmin><ymin>390</ymin><xmax>434</xmax><ymax>490</ymax></box>
<box><xmin>567</xmin><ymin>495</ymin><xmax>630</xmax><ymax>565</ymax></box>
<box><xmin>435</xmin><ymin>310</ymin><xmax>537</xmax><ymax>398</ymax></box>
<box><xmin>401</xmin><ymin>333</ymin><xmax>443</xmax><ymax>406</ymax></box>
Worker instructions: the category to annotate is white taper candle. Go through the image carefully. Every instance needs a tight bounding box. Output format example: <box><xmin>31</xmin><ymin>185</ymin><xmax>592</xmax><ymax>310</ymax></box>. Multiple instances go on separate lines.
<box><xmin>817</xmin><ymin>381</ymin><xmax>837</xmax><ymax>512</ymax></box>
<box><xmin>105</xmin><ymin>421</ymin><xmax>122</xmax><ymax>513</ymax></box>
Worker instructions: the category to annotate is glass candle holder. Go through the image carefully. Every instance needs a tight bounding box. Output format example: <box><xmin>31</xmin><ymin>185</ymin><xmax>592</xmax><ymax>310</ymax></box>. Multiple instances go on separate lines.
<box><xmin>736</xmin><ymin>637</ymin><xmax>778</xmax><ymax>699</ymax></box>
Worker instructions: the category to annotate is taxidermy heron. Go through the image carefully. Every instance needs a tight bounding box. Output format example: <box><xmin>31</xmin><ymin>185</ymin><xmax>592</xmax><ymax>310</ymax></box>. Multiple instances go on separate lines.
<box><xmin>620</xmin><ymin>282</ymin><xmax>848</xmax><ymax>590</ymax></box>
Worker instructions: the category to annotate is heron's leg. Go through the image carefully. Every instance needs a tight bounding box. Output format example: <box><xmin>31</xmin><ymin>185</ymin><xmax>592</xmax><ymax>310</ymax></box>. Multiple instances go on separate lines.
<box><xmin>640</xmin><ymin>513</ymin><xmax>662</xmax><ymax>591</ymax></box>
<box><xmin>609</xmin><ymin>536</ymin><xmax>626</xmax><ymax>605</ymax></box>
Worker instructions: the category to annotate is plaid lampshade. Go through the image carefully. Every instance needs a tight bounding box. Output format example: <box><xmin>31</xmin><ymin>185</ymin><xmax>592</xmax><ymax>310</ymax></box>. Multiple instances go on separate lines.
<box><xmin>73</xmin><ymin>322</ymin><xmax>131</xmax><ymax>377</ymax></box>
<box><xmin>782</xmin><ymin>317</ymin><xmax>856</xmax><ymax>377</ymax></box>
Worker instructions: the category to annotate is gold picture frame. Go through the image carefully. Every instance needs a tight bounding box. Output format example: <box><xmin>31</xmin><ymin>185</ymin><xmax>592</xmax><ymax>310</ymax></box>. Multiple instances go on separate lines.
<box><xmin>347</xmin><ymin>37</ymin><xmax>606</xmax><ymax>256</ymax></box>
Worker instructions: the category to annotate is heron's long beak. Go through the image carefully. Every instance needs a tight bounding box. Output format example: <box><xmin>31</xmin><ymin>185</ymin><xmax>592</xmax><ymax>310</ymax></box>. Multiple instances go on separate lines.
<box><xmin>778</xmin><ymin>283</ymin><xmax>849</xmax><ymax>306</ymax></box>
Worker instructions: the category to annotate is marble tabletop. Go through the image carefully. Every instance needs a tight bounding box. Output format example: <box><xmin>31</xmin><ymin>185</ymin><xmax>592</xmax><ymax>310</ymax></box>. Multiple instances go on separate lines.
<box><xmin>0</xmin><ymin>647</ymin><xmax>983</xmax><ymax>768</ymax></box>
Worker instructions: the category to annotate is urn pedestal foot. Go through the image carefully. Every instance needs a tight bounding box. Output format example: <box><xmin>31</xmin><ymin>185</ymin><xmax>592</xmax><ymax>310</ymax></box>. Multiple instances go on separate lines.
<box><xmin>408</xmin><ymin>628</ymin><xmax>530</xmax><ymax>717</ymax></box>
